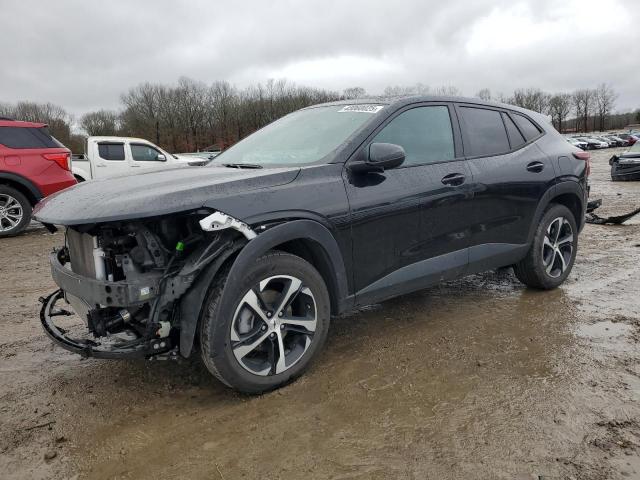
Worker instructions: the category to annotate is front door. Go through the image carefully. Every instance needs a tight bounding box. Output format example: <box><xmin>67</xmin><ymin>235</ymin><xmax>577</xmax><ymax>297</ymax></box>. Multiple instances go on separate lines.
<box><xmin>128</xmin><ymin>142</ymin><xmax>169</xmax><ymax>172</ymax></box>
<box><xmin>344</xmin><ymin>104</ymin><xmax>473</xmax><ymax>305</ymax></box>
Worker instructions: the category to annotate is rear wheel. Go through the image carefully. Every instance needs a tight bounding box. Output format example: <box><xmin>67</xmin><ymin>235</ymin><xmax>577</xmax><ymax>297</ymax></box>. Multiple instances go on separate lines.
<box><xmin>200</xmin><ymin>251</ymin><xmax>330</xmax><ymax>394</ymax></box>
<box><xmin>0</xmin><ymin>186</ymin><xmax>31</xmax><ymax>237</ymax></box>
<box><xmin>514</xmin><ymin>204</ymin><xmax>578</xmax><ymax>289</ymax></box>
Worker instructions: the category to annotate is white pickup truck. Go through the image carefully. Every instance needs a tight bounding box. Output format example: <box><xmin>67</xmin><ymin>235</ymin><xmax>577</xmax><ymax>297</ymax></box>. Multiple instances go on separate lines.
<box><xmin>71</xmin><ymin>136</ymin><xmax>204</xmax><ymax>181</ymax></box>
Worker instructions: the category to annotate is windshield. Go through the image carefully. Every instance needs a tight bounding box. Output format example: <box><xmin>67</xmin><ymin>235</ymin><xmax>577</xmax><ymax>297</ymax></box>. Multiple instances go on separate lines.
<box><xmin>629</xmin><ymin>142</ymin><xmax>640</xmax><ymax>154</ymax></box>
<box><xmin>211</xmin><ymin>105</ymin><xmax>382</xmax><ymax>167</ymax></box>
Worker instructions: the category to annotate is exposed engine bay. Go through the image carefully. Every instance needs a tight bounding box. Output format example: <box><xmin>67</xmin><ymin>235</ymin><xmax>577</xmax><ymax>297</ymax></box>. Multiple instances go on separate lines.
<box><xmin>40</xmin><ymin>211</ymin><xmax>252</xmax><ymax>359</ymax></box>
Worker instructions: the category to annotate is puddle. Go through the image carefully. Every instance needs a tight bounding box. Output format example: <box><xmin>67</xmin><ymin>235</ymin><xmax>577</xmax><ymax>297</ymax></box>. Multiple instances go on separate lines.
<box><xmin>577</xmin><ymin>320</ymin><xmax>633</xmax><ymax>340</ymax></box>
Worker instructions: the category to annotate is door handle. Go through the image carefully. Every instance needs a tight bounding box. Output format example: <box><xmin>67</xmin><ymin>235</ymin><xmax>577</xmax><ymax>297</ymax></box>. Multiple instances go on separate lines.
<box><xmin>96</xmin><ymin>163</ymin><xmax>107</xmax><ymax>168</ymax></box>
<box><xmin>441</xmin><ymin>173</ymin><xmax>466</xmax><ymax>186</ymax></box>
<box><xmin>526</xmin><ymin>161</ymin><xmax>545</xmax><ymax>173</ymax></box>
<box><xmin>130</xmin><ymin>165</ymin><xmax>141</xmax><ymax>168</ymax></box>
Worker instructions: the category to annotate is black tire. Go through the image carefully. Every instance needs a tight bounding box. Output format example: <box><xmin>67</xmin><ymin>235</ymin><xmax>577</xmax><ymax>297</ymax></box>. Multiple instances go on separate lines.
<box><xmin>200</xmin><ymin>251</ymin><xmax>331</xmax><ymax>394</ymax></box>
<box><xmin>514</xmin><ymin>204</ymin><xmax>578</xmax><ymax>290</ymax></box>
<box><xmin>0</xmin><ymin>185</ymin><xmax>32</xmax><ymax>237</ymax></box>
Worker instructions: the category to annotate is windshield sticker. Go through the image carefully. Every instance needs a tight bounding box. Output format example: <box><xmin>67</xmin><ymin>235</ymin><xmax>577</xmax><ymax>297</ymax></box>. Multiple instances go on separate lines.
<box><xmin>338</xmin><ymin>105</ymin><xmax>384</xmax><ymax>114</ymax></box>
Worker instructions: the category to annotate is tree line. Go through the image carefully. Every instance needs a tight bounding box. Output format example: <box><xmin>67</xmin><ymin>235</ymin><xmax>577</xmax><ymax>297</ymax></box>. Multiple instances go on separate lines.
<box><xmin>474</xmin><ymin>84</ymin><xmax>626</xmax><ymax>133</ymax></box>
<box><xmin>2</xmin><ymin>79</ymin><xmax>639</xmax><ymax>154</ymax></box>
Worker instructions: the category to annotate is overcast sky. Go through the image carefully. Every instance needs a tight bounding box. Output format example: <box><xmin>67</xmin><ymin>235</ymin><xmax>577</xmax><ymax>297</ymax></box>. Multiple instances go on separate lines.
<box><xmin>2</xmin><ymin>0</ymin><xmax>638</xmax><ymax>116</ymax></box>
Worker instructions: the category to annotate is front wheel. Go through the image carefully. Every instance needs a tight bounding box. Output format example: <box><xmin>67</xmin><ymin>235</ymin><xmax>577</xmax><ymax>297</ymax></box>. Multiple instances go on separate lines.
<box><xmin>200</xmin><ymin>251</ymin><xmax>330</xmax><ymax>394</ymax></box>
<box><xmin>514</xmin><ymin>204</ymin><xmax>578</xmax><ymax>290</ymax></box>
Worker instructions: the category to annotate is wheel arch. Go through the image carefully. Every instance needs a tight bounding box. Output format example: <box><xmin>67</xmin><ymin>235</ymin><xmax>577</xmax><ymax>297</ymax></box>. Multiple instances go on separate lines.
<box><xmin>229</xmin><ymin>220</ymin><xmax>351</xmax><ymax>316</ymax></box>
<box><xmin>0</xmin><ymin>172</ymin><xmax>43</xmax><ymax>206</ymax></box>
<box><xmin>527</xmin><ymin>182</ymin><xmax>586</xmax><ymax>244</ymax></box>
<box><xmin>178</xmin><ymin>220</ymin><xmax>351</xmax><ymax>359</ymax></box>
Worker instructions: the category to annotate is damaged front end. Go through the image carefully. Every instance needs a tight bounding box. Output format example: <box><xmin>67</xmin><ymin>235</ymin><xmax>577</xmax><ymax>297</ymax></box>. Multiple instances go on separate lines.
<box><xmin>610</xmin><ymin>154</ymin><xmax>640</xmax><ymax>181</ymax></box>
<box><xmin>40</xmin><ymin>211</ymin><xmax>252</xmax><ymax>359</ymax></box>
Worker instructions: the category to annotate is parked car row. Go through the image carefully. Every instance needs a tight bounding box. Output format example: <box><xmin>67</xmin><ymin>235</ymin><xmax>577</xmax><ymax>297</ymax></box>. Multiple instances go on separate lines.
<box><xmin>565</xmin><ymin>132</ymin><xmax>640</xmax><ymax>150</ymax></box>
<box><xmin>0</xmin><ymin>116</ymin><xmax>219</xmax><ymax>236</ymax></box>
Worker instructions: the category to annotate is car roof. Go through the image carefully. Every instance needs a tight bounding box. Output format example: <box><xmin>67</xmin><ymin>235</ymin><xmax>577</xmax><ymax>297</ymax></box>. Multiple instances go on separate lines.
<box><xmin>306</xmin><ymin>95</ymin><xmax>551</xmax><ymax>124</ymax></box>
<box><xmin>0</xmin><ymin>119</ymin><xmax>47</xmax><ymax>128</ymax></box>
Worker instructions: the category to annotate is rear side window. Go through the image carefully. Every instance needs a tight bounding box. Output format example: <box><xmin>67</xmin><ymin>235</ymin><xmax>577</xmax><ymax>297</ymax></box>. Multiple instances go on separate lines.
<box><xmin>459</xmin><ymin>107</ymin><xmax>509</xmax><ymax>157</ymax></box>
<box><xmin>0</xmin><ymin>126</ymin><xmax>62</xmax><ymax>149</ymax></box>
<box><xmin>502</xmin><ymin>113</ymin><xmax>526</xmax><ymax>149</ymax></box>
<box><xmin>98</xmin><ymin>142</ymin><xmax>125</xmax><ymax>161</ymax></box>
<box><xmin>372</xmin><ymin>106</ymin><xmax>455</xmax><ymax>166</ymax></box>
<box><xmin>512</xmin><ymin>114</ymin><xmax>541</xmax><ymax>141</ymax></box>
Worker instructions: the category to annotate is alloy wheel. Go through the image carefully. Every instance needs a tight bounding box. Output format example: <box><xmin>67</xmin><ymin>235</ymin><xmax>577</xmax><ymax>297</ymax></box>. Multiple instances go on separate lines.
<box><xmin>541</xmin><ymin>216</ymin><xmax>574</xmax><ymax>278</ymax></box>
<box><xmin>230</xmin><ymin>275</ymin><xmax>317</xmax><ymax>376</ymax></box>
<box><xmin>0</xmin><ymin>194</ymin><xmax>23</xmax><ymax>232</ymax></box>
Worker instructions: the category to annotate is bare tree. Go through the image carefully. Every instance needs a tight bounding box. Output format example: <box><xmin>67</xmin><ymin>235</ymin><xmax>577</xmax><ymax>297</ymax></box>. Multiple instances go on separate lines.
<box><xmin>383</xmin><ymin>83</ymin><xmax>430</xmax><ymax>96</ymax></box>
<box><xmin>476</xmin><ymin>88</ymin><xmax>492</xmax><ymax>101</ymax></box>
<box><xmin>510</xmin><ymin>88</ymin><xmax>550</xmax><ymax>113</ymax></box>
<box><xmin>80</xmin><ymin>110</ymin><xmax>120</xmax><ymax>136</ymax></box>
<box><xmin>572</xmin><ymin>89</ymin><xmax>595</xmax><ymax>133</ymax></box>
<box><xmin>547</xmin><ymin>93</ymin><xmax>572</xmax><ymax>133</ymax></box>
<box><xmin>594</xmin><ymin>83</ymin><xmax>617</xmax><ymax>131</ymax></box>
<box><xmin>434</xmin><ymin>85</ymin><xmax>461</xmax><ymax>96</ymax></box>
<box><xmin>343</xmin><ymin>87</ymin><xmax>367</xmax><ymax>99</ymax></box>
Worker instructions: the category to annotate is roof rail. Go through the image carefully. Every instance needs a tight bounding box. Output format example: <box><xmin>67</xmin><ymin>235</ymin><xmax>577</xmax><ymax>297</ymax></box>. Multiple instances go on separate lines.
<box><xmin>0</xmin><ymin>116</ymin><xmax>15</xmax><ymax>121</ymax></box>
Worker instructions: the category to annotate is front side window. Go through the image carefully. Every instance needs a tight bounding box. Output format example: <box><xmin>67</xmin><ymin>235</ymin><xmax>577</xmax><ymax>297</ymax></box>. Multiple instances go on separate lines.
<box><xmin>372</xmin><ymin>106</ymin><xmax>455</xmax><ymax>166</ymax></box>
<box><xmin>131</xmin><ymin>144</ymin><xmax>164</xmax><ymax>161</ymax></box>
<box><xmin>459</xmin><ymin>107</ymin><xmax>509</xmax><ymax>157</ymax></box>
<box><xmin>98</xmin><ymin>142</ymin><xmax>125</xmax><ymax>161</ymax></box>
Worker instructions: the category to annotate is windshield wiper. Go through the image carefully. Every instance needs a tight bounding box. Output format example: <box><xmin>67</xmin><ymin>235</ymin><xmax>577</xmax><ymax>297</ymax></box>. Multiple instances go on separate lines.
<box><xmin>222</xmin><ymin>163</ymin><xmax>263</xmax><ymax>169</ymax></box>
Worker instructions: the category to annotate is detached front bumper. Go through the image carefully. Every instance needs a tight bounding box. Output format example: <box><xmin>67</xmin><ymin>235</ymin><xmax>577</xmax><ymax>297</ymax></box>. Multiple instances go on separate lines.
<box><xmin>43</xmin><ymin>251</ymin><xmax>175</xmax><ymax>359</ymax></box>
<box><xmin>40</xmin><ymin>290</ymin><xmax>173</xmax><ymax>358</ymax></box>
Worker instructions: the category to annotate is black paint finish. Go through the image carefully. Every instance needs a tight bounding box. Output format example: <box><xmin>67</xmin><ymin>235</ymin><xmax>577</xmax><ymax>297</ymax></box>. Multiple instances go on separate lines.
<box><xmin>34</xmin><ymin>96</ymin><xmax>588</xmax><ymax>311</ymax></box>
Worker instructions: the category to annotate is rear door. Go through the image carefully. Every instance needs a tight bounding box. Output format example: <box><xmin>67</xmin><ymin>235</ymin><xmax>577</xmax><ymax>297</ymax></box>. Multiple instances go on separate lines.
<box><xmin>456</xmin><ymin>104</ymin><xmax>556</xmax><ymax>271</ymax></box>
<box><xmin>93</xmin><ymin>141</ymin><xmax>129</xmax><ymax>179</ymax></box>
<box><xmin>345</xmin><ymin>103</ymin><xmax>473</xmax><ymax>304</ymax></box>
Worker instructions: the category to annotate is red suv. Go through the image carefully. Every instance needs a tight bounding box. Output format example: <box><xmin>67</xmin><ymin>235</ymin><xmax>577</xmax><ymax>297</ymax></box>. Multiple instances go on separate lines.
<box><xmin>0</xmin><ymin>118</ymin><xmax>76</xmax><ymax>236</ymax></box>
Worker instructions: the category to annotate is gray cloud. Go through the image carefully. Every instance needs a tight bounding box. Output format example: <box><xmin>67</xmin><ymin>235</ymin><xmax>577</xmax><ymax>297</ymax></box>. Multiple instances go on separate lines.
<box><xmin>1</xmin><ymin>0</ymin><xmax>638</xmax><ymax>116</ymax></box>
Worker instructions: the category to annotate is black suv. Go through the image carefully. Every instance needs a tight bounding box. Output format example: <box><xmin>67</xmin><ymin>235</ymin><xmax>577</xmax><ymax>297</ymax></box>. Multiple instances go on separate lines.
<box><xmin>35</xmin><ymin>97</ymin><xmax>589</xmax><ymax>393</ymax></box>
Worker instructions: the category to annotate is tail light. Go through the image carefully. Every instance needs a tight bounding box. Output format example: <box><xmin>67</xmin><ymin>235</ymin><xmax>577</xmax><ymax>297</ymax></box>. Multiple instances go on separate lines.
<box><xmin>43</xmin><ymin>152</ymin><xmax>70</xmax><ymax>171</ymax></box>
<box><xmin>573</xmin><ymin>151</ymin><xmax>591</xmax><ymax>176</ymax></box>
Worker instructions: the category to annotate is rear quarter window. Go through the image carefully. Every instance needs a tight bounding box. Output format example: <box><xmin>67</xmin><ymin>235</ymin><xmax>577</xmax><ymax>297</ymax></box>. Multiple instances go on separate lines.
<box><xmin>502</xmin><ymin>113</ymin><xmax>526</xmax><ymax>149</ymax></box>
<box><xmin>0</xmin><ymin>126</ymin><xmax>62</xmax><ymax>149</ymax></box>
<box><xmin>98</xmin><ymin>143</ymin><xmax>125</xmax><ymax>161</ymax></box>
<box><xmin>512</xmin><ymin>113</ymin><xmax>542</xmax><ymax>141</ymax></box>
<box><xmin>458</xmin><ymin>107</ymin><xmax>510</xmax><ymax>157</ymax></box>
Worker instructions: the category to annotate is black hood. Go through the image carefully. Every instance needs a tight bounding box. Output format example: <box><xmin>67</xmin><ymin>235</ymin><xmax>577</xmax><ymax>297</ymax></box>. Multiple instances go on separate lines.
<box><xmin>33</xmin><ymin>165</ymin><xmax>300</xmax><ymax>226</ymax></box>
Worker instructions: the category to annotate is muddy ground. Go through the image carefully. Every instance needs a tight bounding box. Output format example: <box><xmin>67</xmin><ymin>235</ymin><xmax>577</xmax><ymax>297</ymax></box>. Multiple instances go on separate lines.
<box><xmin>1</xmin><ymin>148</ymin><xmax>639</xmax><ymax>480</ymax></box>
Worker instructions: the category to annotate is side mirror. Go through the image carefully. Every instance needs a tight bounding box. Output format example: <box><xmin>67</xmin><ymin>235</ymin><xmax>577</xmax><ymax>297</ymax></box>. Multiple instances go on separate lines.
<box><xmin>156</xmin><ymin>154</ymin><xmax>166</xmax><ymax>161</ymax></box>
<box><xmin>349</xmin><ymin>143</ymin><xmax>405</xmax><ymax>173</ymax></box>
